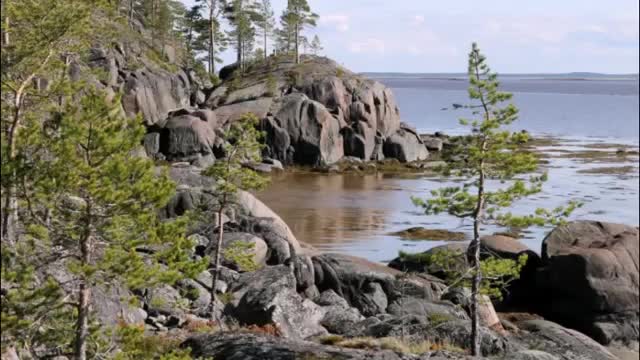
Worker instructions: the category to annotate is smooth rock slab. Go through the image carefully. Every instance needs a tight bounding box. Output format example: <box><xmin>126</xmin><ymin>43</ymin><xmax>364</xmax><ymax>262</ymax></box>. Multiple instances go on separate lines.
<box><xmin>228</xmin><ymin>265</ymin><xmax>327</xmax><ymax>339</ymax></box>
<box><xmin>183</xmin><ymin>332</ymin><xmax>420</xmax><ymax>360</ymax></box>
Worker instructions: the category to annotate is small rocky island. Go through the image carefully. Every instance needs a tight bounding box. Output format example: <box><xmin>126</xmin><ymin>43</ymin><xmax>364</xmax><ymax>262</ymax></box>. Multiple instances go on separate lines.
<box><xmin>128</xmin><ymin>54</ymin><xmax>430</xmax><ymax>169</ymax></box>
<box><xmin>76</xmin><ymin>44</ymin><xmax>639</xmax><ymax>359</ymax></box>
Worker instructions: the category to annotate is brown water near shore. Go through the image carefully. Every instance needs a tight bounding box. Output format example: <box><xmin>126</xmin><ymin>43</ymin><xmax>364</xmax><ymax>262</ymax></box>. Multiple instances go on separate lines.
<box><xmin>256</xmin><ymin>172</ymin><xmax>396</xmax><ymax>245</ymax></box>
<box><xmin>256</xmin><ymin>137</ymin><xmax>640</xmax><ymax>263</ymax></box>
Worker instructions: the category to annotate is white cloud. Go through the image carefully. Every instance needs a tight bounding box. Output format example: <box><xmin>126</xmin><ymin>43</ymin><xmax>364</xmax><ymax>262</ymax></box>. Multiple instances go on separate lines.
<box><xmin>407</xmin><ymin>45</ymin><xmax>423</xmax><ymax>55</ymax></box>
<box><xmin>411</xmin><ymin>15</ymin><xmax>425</xmax><ymax>26</ymax></box>
<box><xmin>349</xmin><ymin>38</ymin><xmax>386</xmax><ymax>54</ymax></box>
<box><xmin>320</xmin><ymin>14</ymin><xmax>350</xmax><ymax>32</ymax></box>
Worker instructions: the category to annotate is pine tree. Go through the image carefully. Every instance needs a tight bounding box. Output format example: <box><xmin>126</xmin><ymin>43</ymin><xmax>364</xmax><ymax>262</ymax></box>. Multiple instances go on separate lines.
<box><xmin>310</xmin><ymin>34</ymin><xmax>323</xmax><ymax>55</ymax></box>
<box><xmin>275</xmin><ymin>9</ymin><xmax>295</xmax><ymax>55</ymax></box>
<box><xmin>410</xmin><ymin>43</ymin><xmax>580</xmax><ymax>356</ymax></box>
<box><xmin>224</xmin><ymin>0</ymin><xmax>262</xmax><ymax>72</ymax></box>
<box><xmin>202</xmin><ymin>113</ymin><xmax>268</xmax><ymax>324</ymax></box>
<box><xmin>283</xmin><ymin>0</ymin><xmax>318</xmax><ymax>64</ymax></box>
<box><xmin>12</xmin><ymin>88</ymin><xmax>206</xmax><ymax>360</ymax></box>
<box><xmin>197</xmin><ymin>0</ymin><xmax>228</xmax><ymax>74</ymax></box>
<box><xmin>1</xmin><ymin>0</ymin><xmax>93</xmax><ymax>246</ymax></box>
<box><xmin>256</xmin><ymin>0</ymin><xmax>275</xmax><ymax>61</ymax></box>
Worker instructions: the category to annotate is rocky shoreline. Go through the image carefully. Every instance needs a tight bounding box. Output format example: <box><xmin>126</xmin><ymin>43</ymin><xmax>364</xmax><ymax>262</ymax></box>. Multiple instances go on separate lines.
<box><xmin>73</xmin><ymin>45</ymin><xmax>639</xmax><ymax>358</ymax></box>
<box><xmin>73</xmin><ymin>162</ymin><xmax>635</xmax><ymax>360</ymax></box>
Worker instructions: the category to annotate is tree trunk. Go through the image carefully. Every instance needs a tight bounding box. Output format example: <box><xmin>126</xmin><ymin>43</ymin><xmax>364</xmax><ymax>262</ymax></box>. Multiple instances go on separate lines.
<box><xmin>2</xmin><ymin>0</ymin><xmax>9</xmax><ymax>49</ymax></box>
<box><xmin>1</xmin><ymin>51</ymin><xmax>52</xmax><ymax>245</ymax></box>
<box><xmin>294</xmin><ymin>22</ymin><xmax>299</xmax><ymax>64</ymax></box>
<box><xmin>208</xmin><ymin>4</ymin><xmax>215</xmax><ymax>74</ymax></box>
<box><xmin>128</xmin><ymin>0</ymin><xmax>134</xmax><ymax>28</ymax></box>
<box><xmin>263</xmin><ymin>24</ymin><xmax>268</xmax><ymax>61</ymax></box>
<box><xmin>74</xmin><ymin>203</ymin><xmax>93</xmax><ymax>360</ymax></box>
<box><xmin>470</xmin><ymin>218</ymin><xmax>482</xmax><ymax>356</ymax></box>
<box><xmin>237</xmin><ymin>30</ymin><xmax>242</xmax><ymax>71</ymax></box>
<box><xmin>470</xmin><ymin>139</ymin><xmax>486</xmax><ymax>357</ymax></box>
<box><xmin>74</xmin><ymin>284</ymin><xmax>91</xmax><ymax>360</ymax></box>
<box><xmin>210</xmin><ymin>203</ymin><xmax>226</xmax><ymax>325</ymax></box>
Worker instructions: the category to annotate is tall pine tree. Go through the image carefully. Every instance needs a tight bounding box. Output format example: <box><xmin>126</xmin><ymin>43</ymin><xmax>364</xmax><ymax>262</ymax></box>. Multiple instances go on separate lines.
<box><xmin>411</xmin><ymin>43</ymin><xmax>580</xmax><ymax>356</ymax></box>
<box><xmin>6</xmin><ymin>88</ymin><xmax>205</xmax><ymax>360</ymax></box>
<box><xmin>256</xmin><ymin>0</ymin><xmax>275</xmax><ymax>60</ymax></box>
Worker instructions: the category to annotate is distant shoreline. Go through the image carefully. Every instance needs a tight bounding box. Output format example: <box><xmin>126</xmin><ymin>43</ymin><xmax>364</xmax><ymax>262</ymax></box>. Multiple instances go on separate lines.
<box><xmin>365</xmin><ymin>76</ymin><xmax>640</xmax><ymax>82</ymax></box>
<box><xmin>362</xmin><ymin>73</ymin><xmax>640</xmax><ymax>82</ymax></box>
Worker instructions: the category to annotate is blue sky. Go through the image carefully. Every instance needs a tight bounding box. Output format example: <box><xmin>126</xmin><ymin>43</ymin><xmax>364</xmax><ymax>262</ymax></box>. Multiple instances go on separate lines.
<box><xmin>182</xmin><ymin>0</ymin><xmax>639</xmax><ymax>73</ymax></box>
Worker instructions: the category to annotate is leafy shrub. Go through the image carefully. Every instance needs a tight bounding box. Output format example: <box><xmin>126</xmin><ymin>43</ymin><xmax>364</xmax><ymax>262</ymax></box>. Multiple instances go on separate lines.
<box><xmin>265</xmin><ymin>74</ymin><xmax>278</xmax><ymax>97</ymax></box>
<box><xmin>113</xmin><ymin>323</ymin><xmax>192</xmax><ymax>360</ymax></box>
<box><xmin>223</xmin><ymin>240</ymin><xmax>259</xmax><ymax>272</ymax></box>
<box><xmin>285</xmin><ymin>69</ymin><xmax>303</xmax><ymax>87</ymax></box>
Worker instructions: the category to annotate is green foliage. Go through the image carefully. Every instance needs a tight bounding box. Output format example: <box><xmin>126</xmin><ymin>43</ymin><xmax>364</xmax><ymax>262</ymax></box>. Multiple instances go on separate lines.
<box><xmin>336</xmin><ymin>67</ymin><xmax>345</xmax><ymax>78</ymax></box>
<box><xmin>5</xmin><ymin>88</ymin><xmax>206</xmax><ymax>357</ymax></box>
<box><xmin>219</xmin><ymin>292</ymin><xmax>235</xmax><ymax>305</ymax></box>
<box><xmin>411</xmin><ymin>42</ymin><xmax>580</xmax><ymax>238</ymax></box>
<box><xmin>285</xmin><ymin>69</ymin><xmax>303</xmax><ymax>87</ymax></box>
<box><xmin>265</xmin><ymin>73</ymin><xmax>278</xmax><ymax>96</ymax></box>
<box><xmin>1</xmin><ymin>242</ymin><xmax>75</xmax><ymax>357</ymax></box>
<box><xmin>113</xmin><ymin>323</ymin><xmax>192</xmax><ymax>360</ymax></box>
<box><xmin>145</xmin><ymin>47</ymin><xmax>179</xmax><ymax>72</ymax></box>
<box><xmin>224</xmin><ymin>240</ymin><xmax>260</xmax><ymax>272</ymax></box>
<box><xmin>310</xmin><ymin>35</ymin><xmax>323</xmax><ymax>55</ymax></box>
<box><xmin>408</xmin><ymin>44</ymin><xmax>580</xmax><ymax>355</ymax></box>
<box><xmin>203</xmin><ymin>113</ymin><xmax>269</xmax><ymax>197</ymax></box>
<box><xmin>23</xmin><ymin>89</ymin><xmax>206</xmax><ymax>288</ymax></box>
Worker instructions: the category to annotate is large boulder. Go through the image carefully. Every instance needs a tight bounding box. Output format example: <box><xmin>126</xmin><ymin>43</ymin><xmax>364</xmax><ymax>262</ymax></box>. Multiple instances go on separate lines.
<box><xmin>208</xmin><ymin>232</ymin><xmax>268</xmax><ymax>271</ymax></box>
<box><xmin>349</xmin><ymin>80</ymin><xmax>401</xmax><ymax>137</ymax></box>
<box><xmin>302</xmin><ymin>76</ymin><xmax>351</xmax><ymax>116</ymax></box>
<box><xmin>159</xmin><ymin>114</ymin><xmax>216</xmax><ymax>160</ymax></box>
<box><xmin>386</xmin><ymin>297</ymin><xmax>468</xmax><ymax>321</ymax></box>
<box><xmin>236</xmin><ymin>190</ymin><xmax>301</xmax><ymax>259</ymax></box>
<box><xmin>268</xmin><ymin>93</ymin><xmax>344</xmax><ymax>166</ymax></box>
<box><xmin>213</xmin><ymin>98</ymin><xmax>273</xmax><ymax>124</ymax></box>
<box><xmin>353</xmin><ymin>316</ymin><xmax>510</xmax><ymax>357</ymax></box>
<box><xmin>383</xmin><ymin>126</ymin><xmax>429</xmax><ymax>162</ymax></box>
<box><xmin>226</xmin><ymin>265</ymin><xmax>327</xmax><ymax>339</ymax></box>
<box><xmin>312</xmin><ymin>253</ymin><xmax>446</xmax><ymax>317</ymax></box>
<box><xmin>535</xmin><ymin>221</ymin><xmax>639</xmax><ymax>345</ymax></box>
<box><xmin>515</xmin><ymin>320</ymin><xmax>619</xmax><ymax>360</ymax></box>
<box><xmin>477</xmin><ymin>235</ymin><xmax>542</xmax><ymax>309</ymax></box>
<box><xmin>121</xmin><ymin>67</ymin><xmax>192</xmax><ymax>126</ymax></box>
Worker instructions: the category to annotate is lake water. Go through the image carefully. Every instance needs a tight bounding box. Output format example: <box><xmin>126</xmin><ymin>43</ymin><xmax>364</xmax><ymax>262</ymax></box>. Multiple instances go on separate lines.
<box><xmin>257</xmin><ymin>75</ymin><xmax>640</xmax><ymax>263</ymax></box>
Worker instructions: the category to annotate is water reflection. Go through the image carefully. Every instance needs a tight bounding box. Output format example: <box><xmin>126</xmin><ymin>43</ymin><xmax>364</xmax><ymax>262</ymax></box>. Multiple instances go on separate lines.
<box><xmin>257</xmin><ymin>173</ymin><xmax>393</xmax><ymax>245</ymax></box>
<box><xmin>256</xmin><ymin>138</ymin><xmax>639</xmax><ymax>263</ymax></box>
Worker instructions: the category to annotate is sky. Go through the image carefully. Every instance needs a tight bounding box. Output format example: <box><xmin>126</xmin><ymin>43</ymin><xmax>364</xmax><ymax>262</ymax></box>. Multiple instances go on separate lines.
<box><xmin>182</xmin><ymin>0</ymin><xmax>640</xmax><ymax>74</ymax></box>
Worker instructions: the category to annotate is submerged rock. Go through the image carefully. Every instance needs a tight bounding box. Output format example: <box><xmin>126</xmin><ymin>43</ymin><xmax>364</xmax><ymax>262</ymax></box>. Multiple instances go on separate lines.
<box><xmin>389</xmin><ymin>227</ymin><xmax>467</xmax><ymax>241</ymax></box>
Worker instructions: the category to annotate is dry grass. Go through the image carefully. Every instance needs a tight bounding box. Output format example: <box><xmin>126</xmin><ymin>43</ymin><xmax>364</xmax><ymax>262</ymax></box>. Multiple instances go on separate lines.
<box><xmin>182</xmin><ymin>317</ymin><xmax>217</xmax><ymax>334</ymax></box>
<box><xmin>242</xmin><ymin>324</ymin><xmax>283</xmax><ymax>337</ymax></box>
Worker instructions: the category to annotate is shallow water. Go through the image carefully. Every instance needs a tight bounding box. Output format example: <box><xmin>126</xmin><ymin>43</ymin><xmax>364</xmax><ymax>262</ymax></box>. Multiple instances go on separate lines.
<box><xmin>257</xmin><ymin>77</ymin><xmax>640</xmax><ymax>263</ymax></box>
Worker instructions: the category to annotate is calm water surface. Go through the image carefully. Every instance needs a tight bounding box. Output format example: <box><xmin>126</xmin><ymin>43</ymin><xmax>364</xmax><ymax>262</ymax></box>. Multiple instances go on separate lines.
<box><xmin>257</xmin><ymin>76</ymin><xmax>640</xmax><ymax>263</ymax></box>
